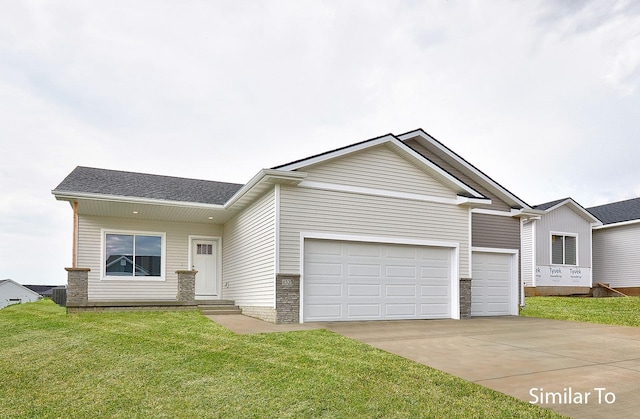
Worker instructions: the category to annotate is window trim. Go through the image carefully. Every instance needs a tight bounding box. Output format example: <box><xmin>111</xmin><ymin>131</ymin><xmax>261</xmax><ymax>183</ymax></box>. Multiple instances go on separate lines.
<box><xmin>101</xmin><ymin>229</ymin><xmax>167</xmax><ymax>281</ymax></box>
<box><xmin>550</xmin><ymin>232</ymin><xmax>578</xmax><ymax>266</ymax></box>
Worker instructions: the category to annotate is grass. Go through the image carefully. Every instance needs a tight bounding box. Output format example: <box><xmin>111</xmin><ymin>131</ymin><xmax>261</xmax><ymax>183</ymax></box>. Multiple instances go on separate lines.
<box><xmin>522</xmin><ymin>296</ymin><xmax>640</xmax><ymax>327</ymax></box>
<box><xmin>0</xmin><ymin>300</ymin><xmax>560</xmax><ymax>418</ymax></box>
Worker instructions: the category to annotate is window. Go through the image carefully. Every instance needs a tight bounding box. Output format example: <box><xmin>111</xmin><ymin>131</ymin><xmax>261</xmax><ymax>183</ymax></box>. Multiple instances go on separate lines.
<box><xmin>197</xmin><ymin>244</ymin><xmax>213</xmax><ymax>255</ymax></box>
<box><xmin>105</xmin><ymin>233</ymin><xmax>163</xmax><ymax>277</ymax></box>
<box><xmin>551</xmin><ymin>234</ymin><xmax>577</xmax><ymax>265</ymax></box>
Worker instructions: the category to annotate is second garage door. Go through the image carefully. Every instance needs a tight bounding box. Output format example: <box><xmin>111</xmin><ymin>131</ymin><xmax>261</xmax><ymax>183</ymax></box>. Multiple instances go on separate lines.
<box><xmin>471</xmin><ymin>251</ymin><xmax>516</xmax><ymax>316</ymax></box>
<box><xmin>303</xmin><ymin>239</ymin><xmax>453</xmax><ymax>322</ymax></box>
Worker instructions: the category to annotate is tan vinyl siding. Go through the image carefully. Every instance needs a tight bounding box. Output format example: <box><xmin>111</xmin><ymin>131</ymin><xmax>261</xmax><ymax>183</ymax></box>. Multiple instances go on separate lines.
<box><xmin>522</xmin><ymin>220</ymin><xmax>534</xmax><ymax>287</ymax></box>
<box><xmin>279</xmin><ymin>186</ymin><xmax>469</xmax><ymax>275</ymax></box>
<box><xmin>593</xmin><ymin>224</ymin><xmax>640</xmax><ymax>288</ymax></box>
<box><xmin>472</xmin><ymin>213</ymin><xmax>520</xmax><ymax>249</ymax></box>
<box><xmin>536</xmin><ymin>205</ymin><xmax>592</xmax><ymax>267</ymax></box>
<box><xmin>222</xmin><ymin>189</ymin><xmax>276</xmax><ymax>307</ymax></box>
<box><xmin>77</xmin><ymin>215</ymin><xmax>222</xmax><ymax>300</ymax></box>
<box><xmin>404</xmin><ymin>138</ymin><xmax>512</xmax><ymax>212</ymax></box>
<box><xmin>303</xmin><ymin>144</ymin><xmax>456</xmax><ymax>199</ymax></box>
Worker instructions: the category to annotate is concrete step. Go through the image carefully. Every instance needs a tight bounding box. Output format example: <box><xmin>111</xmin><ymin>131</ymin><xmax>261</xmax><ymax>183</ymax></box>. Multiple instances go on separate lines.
<box><xmin>201</xmin><ymin>308</ymin><xmax>243</xmax><ymax>316</ymax></box>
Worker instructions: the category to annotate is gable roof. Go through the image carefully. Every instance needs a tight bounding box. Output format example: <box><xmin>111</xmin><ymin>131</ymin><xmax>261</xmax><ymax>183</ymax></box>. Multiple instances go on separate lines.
<box><xmin>0</xmin><ymin>279</ymin><xmax>43</xmax><ymax>298</ymax></box>
<box><xmin>588</xmin><ymin>197</ymin><xmax>640</xmax><ymax>226</ymax></box>
<box><xmin>53</xmin><ymin>166</ymin><xmax>244</xmax><ymax>205</ymax></box>
<box><xmin>397</xmin><ymin>129</ymin><xmax>532</xmax><ymax>210</ymax></box>
<box><xmin>534</xmin><ymin>197</ymin><xmax>601</xmax><ymax>225</ymax></box>
<box><xmin>273</xmin><ymin>133</ymin><xmax>488</xmax><ymax>200</ymax></box>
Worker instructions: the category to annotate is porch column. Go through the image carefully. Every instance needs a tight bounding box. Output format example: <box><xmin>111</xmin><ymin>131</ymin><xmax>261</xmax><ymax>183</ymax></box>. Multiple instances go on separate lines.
<box><xmin>176</xmin><ymin>270</ymin><xmax>197</xmax><ymax>302</ymax></box>
<box><xmin>65</xmin><ymin>267</ymin><xmax>90</xmax><ymax>305</ymax></box>
<box><xmin>459</xmin><ymin>278</ymin><xmax>472</xmax><ymax>319</ymax></box>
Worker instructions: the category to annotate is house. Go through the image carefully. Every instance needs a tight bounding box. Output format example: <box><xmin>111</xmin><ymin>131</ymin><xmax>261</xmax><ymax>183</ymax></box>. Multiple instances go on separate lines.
<box><xmin>588</xmin><ymin>197</ymin><xmax>640</xmax><ymax>295</ymax></box>
<box><xmin>0</xmin><ymin>279</ymin><xmax>43</xmax><ymax>309</ymax></box>
<box><xmin>24</xmin><ymin>285</ymin><xmax>62</xmax><ymax>298</ymax></box>
<box><xmin>52</xmin><ymin>129</ymin><xmax>539</xmax><ymax>323</ymax></box>
<box><xmin>522</xmin><ymin>198</ymin><xmax>602</xmax><ymax>296</ymax></box>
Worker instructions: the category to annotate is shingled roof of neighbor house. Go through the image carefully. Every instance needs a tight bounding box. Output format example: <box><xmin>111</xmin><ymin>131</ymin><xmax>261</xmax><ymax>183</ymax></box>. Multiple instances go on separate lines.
<box><xmin>588</xmin><ymin>197</ymin><xmax>640</xmax><ymax>225</ymax></box>
<box><xmin>53</xmin><ymin>166</ymin><xmax>244</xmax><ymax>205</ymax></box>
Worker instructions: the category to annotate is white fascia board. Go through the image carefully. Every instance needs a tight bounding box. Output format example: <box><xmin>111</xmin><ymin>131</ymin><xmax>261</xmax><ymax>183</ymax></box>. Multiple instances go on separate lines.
<box><xmin>398</xmin><ymin>130</ymin><xmax>531</xmax><ymax>209</ymax></box>
<box><xmin>224</xmin><ymin>169</ymin><xmax>306</xmax><ymax>208</ymax></box>
<box><xmin>276</xmin><ymin>135</ymin><xmax>397</xmax><ymax>171</ymax></box>
<box><xmin>277</xmin><ymin>133</ymin><xmax>484</xmax><ymax>199</ymax></box>
<box><xmin>457</xmin><ymin>196</ymin><xmax>492</xmax><ymax>206</ymax></box>
<box><xmin>593</xmin><ymin>219</ymin><xmax>640</xmax><ymax>230</ymax></box>
<box><xmin>52</xmin><ymin>191</ymin><xmax>226</xmax><ymax>210</ymax></box>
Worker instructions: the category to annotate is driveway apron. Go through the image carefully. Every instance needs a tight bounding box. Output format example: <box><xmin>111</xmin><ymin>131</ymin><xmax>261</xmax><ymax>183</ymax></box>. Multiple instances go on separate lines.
<box><xmin>323</xmin><ymin>317</ymin><xmax>640</xmax><ymax>419</ymax></box>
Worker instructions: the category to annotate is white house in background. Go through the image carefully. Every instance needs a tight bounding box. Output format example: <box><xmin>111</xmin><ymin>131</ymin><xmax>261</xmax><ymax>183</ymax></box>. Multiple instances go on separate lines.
<box><xmin>0</xmin><ymin>279</ymin><xmax>43</xmax><ymax>309</ymax></box>
<box><xmin>522</xmin><ymin>198</ymin><xmax>602</xmax><ymax>295</ymax></box>
<box><xmin>588</xmin><ymin>197</ymin><xmax>640</xmax><ymax>295</ymax></box>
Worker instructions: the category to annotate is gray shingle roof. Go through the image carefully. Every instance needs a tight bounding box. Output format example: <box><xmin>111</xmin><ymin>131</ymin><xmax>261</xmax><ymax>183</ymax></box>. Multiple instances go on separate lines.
<box><xmin>533</xmin><ymin>197</ymin><xmax>572</xmax><ymax>211</ymax></box>
<box><xmin>587</xmin><ymin>197</ymin><xmax>640</xmax><ymax>225</ymax></box>
<box><xmin>53</xmin><ymin>166</ymin><xmax>244</xmax><ymax>205</ymax></box>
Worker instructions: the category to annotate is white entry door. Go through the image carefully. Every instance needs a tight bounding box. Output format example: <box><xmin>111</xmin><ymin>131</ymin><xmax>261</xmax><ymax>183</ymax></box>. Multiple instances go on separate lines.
<box><xmin>192</xmin><ymin>239</ymin><xmax>219</xmax><ymax>299</ymax></box>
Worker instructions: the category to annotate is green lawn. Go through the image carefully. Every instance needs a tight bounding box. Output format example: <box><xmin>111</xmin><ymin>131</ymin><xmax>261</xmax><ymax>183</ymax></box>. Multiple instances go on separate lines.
<box><xmin>0</xmin><ymin>300</ymin><xmax>560</xmax><ymax>418</ymax></box>
<box><xmin>522</xmin><ymin>296</ymin><xmax>640</xmax><ymax>327</ymax></box>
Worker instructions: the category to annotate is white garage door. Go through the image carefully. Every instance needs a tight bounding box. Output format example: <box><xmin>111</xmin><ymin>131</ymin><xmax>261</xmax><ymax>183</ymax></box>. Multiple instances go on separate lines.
<box><xmin>303</xmin><ymin>239</ymin><xmax>452</xmax><ymax>322</ymax></box>
<box><xmin>471</xmin><ymin>251</ymin><xmax>515</xmax><ymax>316</ymax></box>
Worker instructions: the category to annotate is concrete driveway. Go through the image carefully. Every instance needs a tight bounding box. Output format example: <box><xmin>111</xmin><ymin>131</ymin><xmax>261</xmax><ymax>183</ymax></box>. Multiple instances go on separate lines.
<box><xmin>323</xmin><ymin>317</ymin><xmax>640</xmax><ymax>419</ymax></box>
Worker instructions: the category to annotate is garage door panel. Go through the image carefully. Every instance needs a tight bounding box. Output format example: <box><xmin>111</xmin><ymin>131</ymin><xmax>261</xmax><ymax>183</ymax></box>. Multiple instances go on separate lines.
<box><xmin>385</xmin><ymin>284</ymin><xmax>416</xmax><ymax>297</ymax></box>
<box><xmin>347</xmin><ymin>283</ymin><xmax>381</xmax><ymax>297</ymax></box>
<box><xmin>304</xmin><ymin>239</ymin><xmax>453</xmax><ymax>322</ymax></box>
<box><xmin>386</xmin><ymin>266</ymin><xmax>417</xmax><ymax>278</ymax></box>
<box><xmin>306</xmin><ymin>262</ymin><xmax>343</xmax><ymax>276</ymax></box>
<box><xmin>348</xmin><ymin>243</ymin><xmax>381</xmax><ymax>258</ymax></box>
<box><xmin>385</xmin><ymin>304</ymin><xmax>417</xmax><ymax>316</ymax></box>
<box><xmin>348</xmin><ymin>304</ymin><xmax>381</xmax><ymax>317</ymax></box>
<box><xmin>306</xmin><ymin>283</ymin><xmax>342</xmax><ymax>297</ymax></box>
<box><xmin>471</xmin><ymin>251</ymin><xmax>514</xmax><ymax>317</ymax></box>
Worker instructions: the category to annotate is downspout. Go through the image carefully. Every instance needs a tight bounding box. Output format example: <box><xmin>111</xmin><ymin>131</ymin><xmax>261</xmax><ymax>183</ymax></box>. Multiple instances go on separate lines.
<box><xmin>72</xmin><ymin>201</ymin><xmax>78</xmax><ymax>268</ymax></box>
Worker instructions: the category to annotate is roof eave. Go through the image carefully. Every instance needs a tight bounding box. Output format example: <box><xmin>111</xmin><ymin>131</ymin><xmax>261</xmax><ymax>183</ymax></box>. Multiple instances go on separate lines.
<box><xmin>398</xmin><ymin>129</ymin><xmax>531</xmax><ymax>209</ymax></box>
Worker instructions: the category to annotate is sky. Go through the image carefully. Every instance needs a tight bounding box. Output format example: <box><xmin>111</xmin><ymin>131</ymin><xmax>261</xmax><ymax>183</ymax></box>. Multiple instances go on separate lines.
<box><xmin>1</xmin><ymin>1</ymin><xmax>639</xmax><ymax>285</ymax></box>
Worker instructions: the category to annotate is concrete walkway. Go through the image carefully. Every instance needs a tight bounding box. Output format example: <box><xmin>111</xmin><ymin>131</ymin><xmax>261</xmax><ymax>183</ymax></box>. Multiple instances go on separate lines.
<box><xmin>207</xmin><ymin>315</ymin><xmax>640</xmax><ymax>418</ymax></box>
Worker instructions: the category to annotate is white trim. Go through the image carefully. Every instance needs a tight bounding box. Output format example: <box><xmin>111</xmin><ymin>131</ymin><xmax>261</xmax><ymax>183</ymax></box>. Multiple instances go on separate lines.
<box><xmin>277</xmin><ymin>135</ymin><xmax>485</xmax><ymax>199</ymax></box>
<box><xmin>532</xmin><ymin>220</ymin><xmax>537</xmax><ymax>287</ymax></box>
<box><xmin>299</xmin><ymin>232</ymin><xmax>461</xmax><ymax>323</ymax></box>
<box><xmin>298</xmin><ymin>180</ymin><xmax>464</xmax><ymax>205</ymax></box>
<box><xmin>593</xmin><ymin>218</ymin><xmax>640</xmax><ymax>230</ymax></box>
<box><xmin>549</xmin><ymin>231</ymin><xmax>579</xmax><ymax>266</ymax></box>
<box><xmin>274</xmin><ymin>184</ymin><xmax>281</xmax><ymax>308</ymax></box>
<box><xmin>188</xmin><ymin>235</ymin><xmax>223</xmax><ymax>298</ymax></box>
<box><xmin>472</xmin><ymin>208</ymin><xmax>518</xmax><ymax>217</ymax></box>
<box><xmin>100</xmin><ymin>229</ymin><xmax>167</xmax><ymax>282</ymax></box>
<box><xmin>468</xmin><ymin>208</ymin><xmax>473</xmax><ymax>278</ymax></box>
<box><xmin>398</xmin><ymin>129</ymin><xmax>530</xmax><ymax>209</ymax></box>
<box><xmin>57</xmin><ymin>191</ymin><xmax>226</xmax><ymax>210</ymax></box>
<box><xmin>471</xmin><ymin>247</ymin><xmax>519</xmax><ymax>315</ymax></box>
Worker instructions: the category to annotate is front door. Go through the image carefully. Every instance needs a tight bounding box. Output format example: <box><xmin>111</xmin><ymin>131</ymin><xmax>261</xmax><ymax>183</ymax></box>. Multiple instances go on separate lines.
<box><xmin>192</xmin><ymin>239</ymin><xmax>218</xmax><ymax>299</ymax></box>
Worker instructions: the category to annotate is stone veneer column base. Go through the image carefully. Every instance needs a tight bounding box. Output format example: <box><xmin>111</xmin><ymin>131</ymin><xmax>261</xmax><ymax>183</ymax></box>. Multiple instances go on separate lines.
<box><xmin>276</xmin><ymin>274</ymin><xmax>300</xmax><ymax>324</ymax></box>
<box><xmin>459</xmin><ymin>278</ymin><xmax>472</xmax><ymax>319</ymax></box>
<box><xmin>176</xmin><ymin>270</ymin><xmax>197</xmax><ymax>302</ymax></box>
<box><xmin>65</xmin><ymin>267</ymin><xmax>90</xmax><ymax>305</ymax></box>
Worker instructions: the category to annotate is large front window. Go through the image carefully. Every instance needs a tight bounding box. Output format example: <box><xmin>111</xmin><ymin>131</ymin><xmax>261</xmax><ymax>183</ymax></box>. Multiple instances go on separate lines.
<box><xmin>551</xmin><ymin>234</ymin><xmax>577</xmax><ymax>265</ymax></box>
<box><xmin>105</xmin><ymin>233</ymin><xmax>162</xmax><ymax>277</ymax></box>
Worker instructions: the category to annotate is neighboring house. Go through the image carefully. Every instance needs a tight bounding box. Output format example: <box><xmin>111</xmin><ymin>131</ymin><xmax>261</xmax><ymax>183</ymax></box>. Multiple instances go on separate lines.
<box><xmin>588</xmin><ymin>197</ymin><xmax>640</xmax><ymax>295</ymax></box>
<box><xmin>52</xmin><ymin>129</ymin><xmax>539</xmax><ymax>323</ymax></box>
<box><xmin>24</xmin><ymin>285</ymin><xmax>62</xmax><ymax>298</ymax></box>
<box><xmin>522</xmin><ymin>198</ymin><xmax>602</xmax><ymax>295</ymax></box>
<box><xmin>0</xmin><ymin>279</ymin><xmax>42</xmax><ymax>309</ymax></box>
